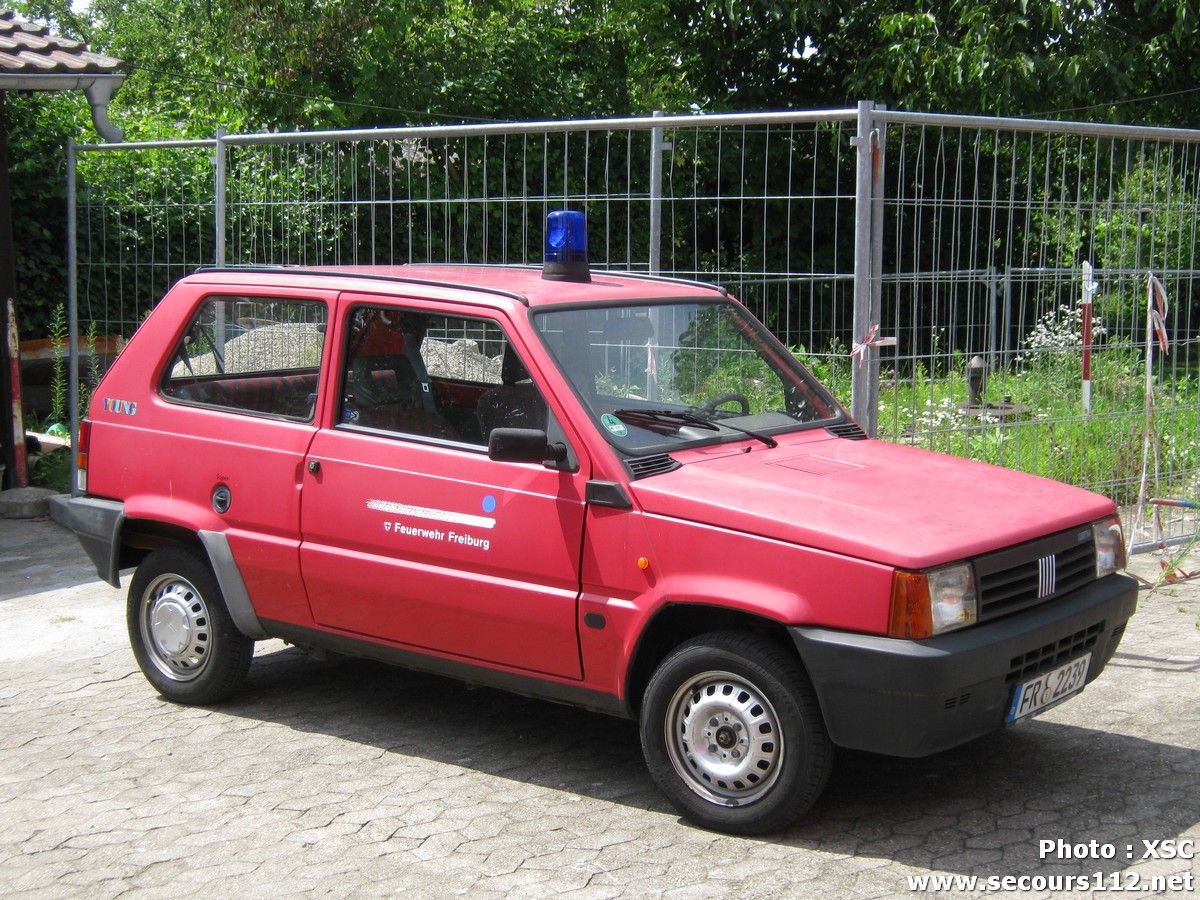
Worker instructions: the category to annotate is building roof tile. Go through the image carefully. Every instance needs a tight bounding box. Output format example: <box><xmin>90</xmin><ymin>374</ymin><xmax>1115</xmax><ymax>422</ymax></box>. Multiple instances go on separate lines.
<box><xmin>0</xmin><ymin>9</ymin><xmax>120</xmax><ymax>76</ymax></box>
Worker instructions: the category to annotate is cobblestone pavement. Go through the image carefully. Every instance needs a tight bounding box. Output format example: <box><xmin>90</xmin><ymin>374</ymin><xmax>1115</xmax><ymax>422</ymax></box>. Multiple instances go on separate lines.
<box><xmin>1</xmin><ymin>517</ymin><xmax>1198</xmax><ymax>898</ymax></box>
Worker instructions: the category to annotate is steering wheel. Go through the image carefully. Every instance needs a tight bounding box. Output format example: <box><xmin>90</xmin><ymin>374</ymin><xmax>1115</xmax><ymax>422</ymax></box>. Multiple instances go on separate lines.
<box><xmin>702</xmin><ymin>392</ymin><xmax>750</xmax><ymax>416</ymax></box>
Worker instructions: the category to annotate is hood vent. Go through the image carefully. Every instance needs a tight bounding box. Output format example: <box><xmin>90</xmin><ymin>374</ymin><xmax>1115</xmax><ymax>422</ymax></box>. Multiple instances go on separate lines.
<box><xmin>625</xmin><ymin>453</ymin><xmax>681</xmax><ymax>480</ymax></box>
<box><xmin>826</xmin><ymin>422</ymin><xmax>868</xmax><ymax>440</ymax></box>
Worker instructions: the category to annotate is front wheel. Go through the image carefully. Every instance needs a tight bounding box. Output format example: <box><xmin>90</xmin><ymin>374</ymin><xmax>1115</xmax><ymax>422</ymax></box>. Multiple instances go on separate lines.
<box><xmin>640</xmin><ymin>631</ymin><xmax>832</xmax><ymax>834</ymax></box>
<box><xmin>127</xmin><ymin>546</ymin><xmax>253</xmax><ymax>705</ymax></box>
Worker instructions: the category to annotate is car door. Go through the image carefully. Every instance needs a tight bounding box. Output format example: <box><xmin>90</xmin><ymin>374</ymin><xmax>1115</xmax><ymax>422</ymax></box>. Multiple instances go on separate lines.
<box><xmin>298</xmin><ymin>294</ymin><xmax>588</xmax><ymax>679</ymax></box>
<box><xmin>149</xmin><ymin>286</ymin><xmax>333</xmax><ymax>626</ymax></box>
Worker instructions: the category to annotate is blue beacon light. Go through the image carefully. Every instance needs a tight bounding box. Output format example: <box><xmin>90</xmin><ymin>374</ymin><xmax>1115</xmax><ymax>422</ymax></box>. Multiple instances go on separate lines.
<box><xmin>542</xmin><ymin>210</ymin><xmax>591</xmax><ymax>282</ymax></box>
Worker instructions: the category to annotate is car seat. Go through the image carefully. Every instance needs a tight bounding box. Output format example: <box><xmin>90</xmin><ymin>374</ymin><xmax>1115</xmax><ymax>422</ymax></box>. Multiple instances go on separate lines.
<box><xmin>477</xmin><ymin>347</ymin><xmax>548</xmax><ymax>439</ymax></box>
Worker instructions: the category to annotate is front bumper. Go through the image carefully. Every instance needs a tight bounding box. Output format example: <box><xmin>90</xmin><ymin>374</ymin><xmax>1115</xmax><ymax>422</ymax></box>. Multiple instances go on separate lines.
<box><xmin>790</xmin><ymin>572</ymin><xmax>1138</xmax><ymax>757</ymax></box>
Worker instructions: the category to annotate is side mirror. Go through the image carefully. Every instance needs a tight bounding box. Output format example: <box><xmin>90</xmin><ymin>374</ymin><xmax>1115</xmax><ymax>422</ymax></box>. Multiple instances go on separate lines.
<box><xmin>487</xmin><ymin>428</ymin><xmax>568</xmax><ymax>467</ymax></box>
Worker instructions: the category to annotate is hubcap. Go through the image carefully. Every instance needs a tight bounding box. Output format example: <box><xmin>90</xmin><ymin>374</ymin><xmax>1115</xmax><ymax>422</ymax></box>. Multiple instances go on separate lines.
<box><xmin>665</xmin><ymin>670</ymin><xmax>784</xmax><ymax>807</ymax></box>
<box><xmin>140</xmin><ymin>573</ymin><xmax>211</xmax><ymax>682</ymax></box>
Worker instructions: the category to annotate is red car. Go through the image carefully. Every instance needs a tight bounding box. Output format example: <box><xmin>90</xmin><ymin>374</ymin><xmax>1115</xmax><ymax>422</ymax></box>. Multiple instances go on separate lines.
<box><xmin>54</xmin><ymin>213</ymin><xmax>1136</xmax><ymax>834</ymax></box>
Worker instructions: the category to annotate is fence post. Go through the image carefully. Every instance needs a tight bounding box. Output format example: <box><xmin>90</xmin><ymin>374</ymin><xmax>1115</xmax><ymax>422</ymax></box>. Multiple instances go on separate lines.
<box><xmin>66</xmin><ymin>137</ymin><xmax>80</xmax><ymax>496</ymax></box>
<box><xmin>983</xmin><ymin>264</ymin><xmax>999</xmax><ymax>372</ymax></box>
<box><xmin>648</xmin><ymin>111</ymin><xmax>666</xmax><ymax>275</ymax></box>
<box><xmin>1001</xmin><ymin>265</ymin><xmax>1013</xmax><ymax>369</ymax></box>
<box><xmin>870</xmin><ymin>106</ymin><xmax>886</xmax><ymax>416</ymax></box>
<box><xmin>851</xmin><ymin>100</ymin><xmax>883</xmax><ymax>435</ymax></box>
<box><xmin>214</xmin><ymin>128</ymin><xmax>226</xmax><ymax>267</ymax></box>
<box><xmin>213</xmin><ymin>129</ymin><xmax>227</xmax><ymax>365</ymax></box>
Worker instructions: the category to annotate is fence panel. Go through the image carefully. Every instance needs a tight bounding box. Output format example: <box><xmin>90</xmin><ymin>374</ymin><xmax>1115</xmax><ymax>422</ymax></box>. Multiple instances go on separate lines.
<box><xmin>219</xmin><ymin>117</ymin><xmax>861</xmax><ymax>359</ymax></box>
<box><xmin>66</xmin><ymin>107</ymin><xmax>1200</xmax><ymax>550</ymax></box>
<box><xmin>74</xmin><ymin>141</ymin><xmax>217</xmax><ymax>337</ymax></box>
<box><xmin>224</xmin><ymin>130</ymin><xmax>654</xmax><ymax>271</ymax></box>
<box><xmin>874</xmin><ymin>113</ymin><xmax>1200</xmax><ymax>549</ymax></box>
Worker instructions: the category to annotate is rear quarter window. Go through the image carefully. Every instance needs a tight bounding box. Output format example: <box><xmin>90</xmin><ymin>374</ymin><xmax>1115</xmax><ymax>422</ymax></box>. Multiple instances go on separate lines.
<box><xmin>160</xmin><ymin>296</ymin><xmax>327</xmax><ymax>421</ymax></box>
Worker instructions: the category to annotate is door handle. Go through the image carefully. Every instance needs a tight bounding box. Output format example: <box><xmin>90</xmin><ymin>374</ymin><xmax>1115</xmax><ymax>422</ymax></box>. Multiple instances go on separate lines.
<box><xmin>307</xmin><ymin>459</ymin><xmax>321</xmax><ymax>475</ymax></box>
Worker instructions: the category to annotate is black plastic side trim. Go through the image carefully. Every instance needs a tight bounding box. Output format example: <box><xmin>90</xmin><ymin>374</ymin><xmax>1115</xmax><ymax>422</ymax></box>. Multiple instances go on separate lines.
<box><xmin>260</xmin><ymin>619</ymin><xmax>632</xmax><ymax>719</ymax></box>
<box><xmin>585</xmin><ymin>480</ymin><xmax>633</xmax><ymax>509</ymax></box>
<box><xmin>197</xmin><ymin>531</ymin><xmax>268</xmax><ymax>639</ymax></box>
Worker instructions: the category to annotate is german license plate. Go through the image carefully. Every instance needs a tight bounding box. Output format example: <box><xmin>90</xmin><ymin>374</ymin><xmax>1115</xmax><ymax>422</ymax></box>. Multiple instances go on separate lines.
<box><xmin>1007</xmin><ymin>653</ymin><xmax>1092</xmax><ymax>724</ymax></box>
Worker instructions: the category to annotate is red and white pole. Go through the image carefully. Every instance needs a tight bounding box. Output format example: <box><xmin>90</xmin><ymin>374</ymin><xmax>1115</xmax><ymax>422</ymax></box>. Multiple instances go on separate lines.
<box><xmin>1080</xmin><ymin>261</ymin><xmax>1097</xmax><ymax>420</ymax></box>
<box><xmin>5</xmin><ymin>297</ymin><xmax>26</xmax><ymax>486</ymax></box>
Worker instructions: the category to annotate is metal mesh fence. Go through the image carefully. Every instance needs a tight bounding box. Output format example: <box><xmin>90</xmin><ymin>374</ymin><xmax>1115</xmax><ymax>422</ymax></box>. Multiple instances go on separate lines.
<box><xmin>874</xmin><ymin>114</ymin><xmax>1200</xmax><ymax>548</ymax></box>
<box><xmin>75</xmin><ymin>142</ymin><xmax>216</xmax><ymax>338</ymax></box>
<box><xmin>652</xmin><ymin>120</ymin><xmax>857</xmax><ymax>353</ymax></box>
<box><xmin>66</xmin><ymin>107</ymin><xmax>1200</xmax><ymax>550</ymax></box>
<box><xmin>225</xmin><ymin>131</ymin><xmax>654</xmax><ymax>270</ymax></box>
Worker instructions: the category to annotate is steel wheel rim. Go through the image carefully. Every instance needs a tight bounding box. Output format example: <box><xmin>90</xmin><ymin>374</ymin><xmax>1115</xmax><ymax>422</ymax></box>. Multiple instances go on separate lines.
<box><xmin>664</xmin><ymin>669</ymin><xmax>785</xmax><ymax>807</ymax></box>
<box><xmin>139</xmin><ymin>572</ymin><xmax>212</xmax><ymax>682</ymax></box>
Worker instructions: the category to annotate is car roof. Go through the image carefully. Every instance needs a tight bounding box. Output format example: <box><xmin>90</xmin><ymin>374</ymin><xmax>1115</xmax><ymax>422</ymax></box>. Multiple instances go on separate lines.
<box><xmin>185</xmin><ymin>264</ymin><xmax>726</xmax><ymax>310</ymax></box>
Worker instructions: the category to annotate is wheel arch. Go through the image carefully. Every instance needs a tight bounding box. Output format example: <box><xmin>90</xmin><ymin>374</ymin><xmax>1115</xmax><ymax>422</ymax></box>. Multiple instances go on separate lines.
<box><xmin>624</xmin><ymin>603</ymin><xmax>800</xmax><ymax>716</ymax></box>
<box><xmin>117</xmin><ymin>517</ymin><xmax>204</xmax><ymax>575</ymax></box>
<box><xmin>126</xmin><ymin>542</ymin><xmax>255</xmax><ymax>704</ymax></box>
<box><xmin>118</xmin><ymin>520</ymin><xmax>267</xmax><ymax>639</ymax></box>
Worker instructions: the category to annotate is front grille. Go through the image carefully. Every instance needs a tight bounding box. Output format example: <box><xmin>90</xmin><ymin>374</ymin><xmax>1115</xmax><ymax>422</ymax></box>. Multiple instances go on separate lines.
<box><xmin>975</xmin><ymin>526</ymin><xmax>1096</xmax><ymax>621</ymax></box>
<box><xmin>625</xmin><ymin>453</ymin><xmax>680</xmax><ymax>479</ymax></box>
<box><xmin>1006</xmin><ymin>621</ymin><xmax>1105</xmax><ymax>683</ymax></box>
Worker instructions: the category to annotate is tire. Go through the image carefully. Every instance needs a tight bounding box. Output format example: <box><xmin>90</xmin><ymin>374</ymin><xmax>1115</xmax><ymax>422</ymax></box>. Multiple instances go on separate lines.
<box><xmin>639</xmin><ymin>631</ymin><xmax>832</xmax><ymax>835</ymax></box>
<box><xmin>127</xmin><ymin>546</ymin><xmax>254</xmax><ymax>705</ymax></box>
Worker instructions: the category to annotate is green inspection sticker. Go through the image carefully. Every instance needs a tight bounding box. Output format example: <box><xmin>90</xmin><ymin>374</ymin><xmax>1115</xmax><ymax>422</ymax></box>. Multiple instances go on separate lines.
<box><xmin>600</xmin><ymin>413</ymin><xmax>628</xmax><ymax>437</ymax></box>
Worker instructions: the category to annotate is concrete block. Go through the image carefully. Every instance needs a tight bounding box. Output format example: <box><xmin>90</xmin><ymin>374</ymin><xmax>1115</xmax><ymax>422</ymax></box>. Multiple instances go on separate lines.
<box><xmin>0</xmin><ymin>486</ymin><xmax>59</xmax><ymax>518</ymax></box>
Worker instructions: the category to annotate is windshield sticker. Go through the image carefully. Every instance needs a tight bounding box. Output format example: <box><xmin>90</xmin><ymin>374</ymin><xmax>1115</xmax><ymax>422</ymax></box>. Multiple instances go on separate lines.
<box><xmin>601</xmin><ymin>413</ymin><xmax>628</xmax><ymax>437</ymax></box>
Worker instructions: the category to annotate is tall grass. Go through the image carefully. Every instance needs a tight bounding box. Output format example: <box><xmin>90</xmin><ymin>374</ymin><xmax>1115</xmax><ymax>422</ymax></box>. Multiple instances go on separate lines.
<box><xmin>795</xmin><ymin>310</ymin><xmax>1198</xmax><ymax>506</ymax></box>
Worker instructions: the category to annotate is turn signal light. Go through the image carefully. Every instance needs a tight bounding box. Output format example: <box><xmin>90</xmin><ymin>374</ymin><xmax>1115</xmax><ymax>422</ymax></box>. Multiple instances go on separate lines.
<box><xmin>888</xmin><ymin>570</ymin><xmax>933</xmax><ymax>639</ymax></box>
<box><xmin>75</xmin><ymin>418</ymin><xmax>91</xmax><ymax>494</ymax></box>
<box><xmin>889</xmin><ymin>562</ymin><xmax>978</xmax><ymax>639</ymax></box>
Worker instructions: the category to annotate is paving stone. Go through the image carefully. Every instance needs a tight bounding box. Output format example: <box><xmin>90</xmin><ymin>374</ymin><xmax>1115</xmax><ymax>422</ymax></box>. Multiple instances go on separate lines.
<box><xmin>0</xmin><ymin>517</ymin><xmax>1198</xmax><ymax>897</ymax></box>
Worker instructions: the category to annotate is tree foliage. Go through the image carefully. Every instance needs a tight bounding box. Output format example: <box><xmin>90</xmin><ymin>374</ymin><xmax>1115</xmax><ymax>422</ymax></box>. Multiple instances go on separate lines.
<box><xmin>7</xmin><ymin>0</ymin><xmax>1200</xmax><ymax>337</ymax></box>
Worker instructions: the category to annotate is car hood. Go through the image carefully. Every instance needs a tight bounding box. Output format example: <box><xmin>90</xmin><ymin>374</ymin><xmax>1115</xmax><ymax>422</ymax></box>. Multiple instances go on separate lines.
<box><xmin>628</xmin><ymin>433</ymin><xmax>1115</xmax><ymax>570</ymax></box>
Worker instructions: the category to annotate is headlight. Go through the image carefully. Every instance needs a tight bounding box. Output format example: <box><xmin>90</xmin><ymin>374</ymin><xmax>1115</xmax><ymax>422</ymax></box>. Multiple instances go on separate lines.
<box><xmin>1093</xmin><ymin>514</ymin><xmax>1126</xmax><ymax>578</ymax></box>
<box><xmin>888</xmin><ymin>562</ymin><xmax>978</xmax><ymax>639</ymax></box>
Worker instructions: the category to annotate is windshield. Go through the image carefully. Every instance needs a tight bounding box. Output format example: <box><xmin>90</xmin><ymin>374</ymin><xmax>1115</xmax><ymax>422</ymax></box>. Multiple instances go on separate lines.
<box><xmin>533</xmin><ymin>299</ymin><xmax>842</xmax><ymax>452</ymax></box>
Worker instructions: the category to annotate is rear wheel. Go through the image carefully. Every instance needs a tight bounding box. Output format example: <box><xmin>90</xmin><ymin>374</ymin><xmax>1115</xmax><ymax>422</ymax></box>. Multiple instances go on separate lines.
<box><xmin>127</xmin><ymin>546</ymin><xmax>253</xmax><ymax>704</ymax></box>
<box><xmin>640</xmin><ymin>631</ymin><xmax>832</xmax><ymax>834</ymax></box>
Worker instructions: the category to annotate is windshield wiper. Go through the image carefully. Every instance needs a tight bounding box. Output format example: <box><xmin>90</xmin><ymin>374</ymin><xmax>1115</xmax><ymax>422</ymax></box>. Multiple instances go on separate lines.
<box><xmin>613</xmin><ymin>408</ymin><xmax>718</xmax><ymax>433</ymax></box>
<box><xmin>612</xmin><ymin>408</ymin><xmax>778</xmax><ymax>448</ymax></box>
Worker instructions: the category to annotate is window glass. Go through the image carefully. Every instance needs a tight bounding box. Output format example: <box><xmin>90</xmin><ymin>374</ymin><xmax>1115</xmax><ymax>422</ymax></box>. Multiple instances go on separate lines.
<box><xmin>161</xmin><ymin>296</ymin><xmax>326</xmax><ymax>420</ymax></box>
<box><xmin>340</xmin><ymin>307</ymin><xmax>552</xmax><ymax>447</ymax></box>
<box><xmin>534</xmin><ymin>300</ymin><xmax>840</xmax><ymax>452</ymax></box>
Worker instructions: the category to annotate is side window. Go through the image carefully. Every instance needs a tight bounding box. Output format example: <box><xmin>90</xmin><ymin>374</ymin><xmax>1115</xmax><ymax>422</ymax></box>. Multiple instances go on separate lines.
<box><xmin>339</xmin><ymin>306</ymin><xmax>551</xmax><ymax>447</ymax></box>
<box><xmin>161</xmin><ymin>296</ymin><xmax>327</xmax><ymax>420</ymax></box>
